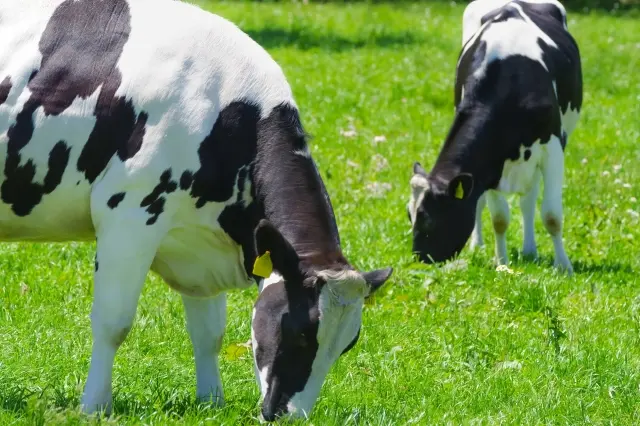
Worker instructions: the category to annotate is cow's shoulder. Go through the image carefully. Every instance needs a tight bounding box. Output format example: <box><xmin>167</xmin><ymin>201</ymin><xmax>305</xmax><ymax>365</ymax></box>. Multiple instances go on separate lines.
<box><xmin>517</xmin><ymin>0</ymin><xmax>567</xmax><ymax>28</ymax></box>
<box><xmin>462</xmin><ymin>0</ymin><xmax>567</xmax><ymax>46</ymax></box>
<box><xmin>462</xmin><ymin>0</ymin><xmax>512</xmax><ymax>45</ymax></box>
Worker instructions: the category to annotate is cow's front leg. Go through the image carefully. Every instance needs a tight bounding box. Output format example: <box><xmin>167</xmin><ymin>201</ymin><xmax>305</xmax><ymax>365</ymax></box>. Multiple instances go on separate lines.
<box><xmin>470</xmin><ymin>193</ymin><xmax>486</xmax><ymax>250</ymax></box>
<box><xmin>182</xmin><ymin>293</ymin><xmax>227</xmax><ymax>406</ymax></box>
<box><xmin>82</xmin><ymin>186</ymin><xmax>170</xmax><ymax>414</ymax></box>
<box><xmin>486</xmin><ymin>190</ymin><xmax>510</xmax><ymax>265</ymax></box>
<box><xmin>541</xmin><ymin>138</ymin><xmax>573</xmax><ymax>274</ymax></box>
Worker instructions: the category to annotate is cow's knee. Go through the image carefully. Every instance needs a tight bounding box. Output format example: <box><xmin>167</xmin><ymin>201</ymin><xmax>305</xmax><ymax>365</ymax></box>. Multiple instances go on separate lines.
<box><xmin>543</xmin><ymin>212</ymin><xmax>562</xmax><ymax>236</ymax></box>
<box><xmin>92</xmin><ymin>315</ymin><xmax>133</xmax><ymax>348</ymax></box>
<box><xmin>492</xmin><ymin>215</ymin><xmax>509</xmax><ymax>235</ymax></box>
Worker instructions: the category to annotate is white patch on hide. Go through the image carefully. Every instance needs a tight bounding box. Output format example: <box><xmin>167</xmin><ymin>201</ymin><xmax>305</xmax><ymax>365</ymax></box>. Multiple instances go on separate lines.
<box><xmin>292</xmin><ymin>147</ymin><xmax>311</xmax><ymax>158</ymax></box>
<box><xmin>259</xmin><ymin>272</ymin><xmax>283</xmax><ymax>293</ymax></box>
<box><xmin>561</xmin><ymin>103</ymin><xmax>580</xmax><ymax>137</ymax></box>
<box><xmin>498</xmin><ymin>141</ymin><xmax>543</xmax><ymax>194</ymax></box>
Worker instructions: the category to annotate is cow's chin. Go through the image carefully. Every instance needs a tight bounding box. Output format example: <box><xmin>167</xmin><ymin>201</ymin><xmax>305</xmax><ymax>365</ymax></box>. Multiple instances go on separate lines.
<box><xmin>413</xmin><ymin>233</ymin><xmax>465</xmax><ymax>264</ymax></box>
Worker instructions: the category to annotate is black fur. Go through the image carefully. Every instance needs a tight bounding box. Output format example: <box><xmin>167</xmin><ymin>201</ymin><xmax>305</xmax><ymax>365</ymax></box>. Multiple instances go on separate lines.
<box><xmin>140</xmin><ymin>169</ymin><xmax>177</xmax><ymax>225</ymax></box>
<box><xmin>190</xmin><ymin>101</ymin><xmax>261</xmax><ymax>208</ymax></box>
<box><xmin>107</xmin><ymin>192</ymin><xmax>126</xmax><ymax>209</ymax></box>
<box><xmin>0</xmin><ymin>76</ymin><xmax>10</xmax><ymax>104</ymax></box>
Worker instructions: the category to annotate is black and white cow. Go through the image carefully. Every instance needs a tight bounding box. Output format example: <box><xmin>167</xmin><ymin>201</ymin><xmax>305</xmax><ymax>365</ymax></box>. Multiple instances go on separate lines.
<box><xmin>0</xmin><ymin>0</ymin><xmax>393</xmax><ymax>421</ymax></box>
<box><xmin>408</xmin><ymin>0</ymin><xmax>581</xmax><ymax>273</ymax></box>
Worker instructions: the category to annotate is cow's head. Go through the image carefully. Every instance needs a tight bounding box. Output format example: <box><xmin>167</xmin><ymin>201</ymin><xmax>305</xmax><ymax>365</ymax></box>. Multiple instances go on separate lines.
<box><xmin>251</xmin><ymin>220</ymin><xmax>392</xmax><ymax>421</ymax></box>
<box><xmin>407</xmin><ymin>162</ymin><xmax>477</xmax><ymax>263</ymax></box>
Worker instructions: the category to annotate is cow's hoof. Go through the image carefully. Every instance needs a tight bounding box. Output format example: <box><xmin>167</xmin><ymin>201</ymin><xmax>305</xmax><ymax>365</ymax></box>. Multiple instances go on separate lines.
<box><xmin>80</xmin><ymin>402</ymin><xmax>112</xmax><ymax>416</ymax></box>
<box><xmin>554</xmin><ymin>260</ymin><xmax>574</xmax><ymax>276</ymax></box>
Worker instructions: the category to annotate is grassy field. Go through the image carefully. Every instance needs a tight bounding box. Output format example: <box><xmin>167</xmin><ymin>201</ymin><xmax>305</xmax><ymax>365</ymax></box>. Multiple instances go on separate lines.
<box><xmin>1</xmin><ymin>1</ymin><xmax>639</xmax><ymax>424</ymax></box>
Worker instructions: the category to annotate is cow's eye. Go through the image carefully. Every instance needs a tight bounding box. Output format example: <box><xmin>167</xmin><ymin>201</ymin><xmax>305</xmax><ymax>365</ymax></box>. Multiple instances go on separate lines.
<box><xmin>297</xmin><ymin>333</ymin><xmax>308</xmax><ymax>348</ymax></box>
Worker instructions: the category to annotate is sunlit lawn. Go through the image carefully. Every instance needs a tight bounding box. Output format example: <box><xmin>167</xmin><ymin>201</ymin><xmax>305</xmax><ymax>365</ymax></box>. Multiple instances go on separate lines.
<box><xmin>1</xmin><ymin>1</ymin><xmax>639</xmax><ymax>424</ymax></box>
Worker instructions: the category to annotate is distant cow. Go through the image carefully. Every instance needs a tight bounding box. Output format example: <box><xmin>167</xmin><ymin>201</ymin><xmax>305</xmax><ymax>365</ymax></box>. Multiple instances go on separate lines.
<box><xmin>408</xmin><ymin>0</ymin><xmax>581</xmax><ymax>273</ymax></box>
<box><xmin>0</xmin><ymin>0</ymin><xmax>392</xmax><ymax>421</ymax></box>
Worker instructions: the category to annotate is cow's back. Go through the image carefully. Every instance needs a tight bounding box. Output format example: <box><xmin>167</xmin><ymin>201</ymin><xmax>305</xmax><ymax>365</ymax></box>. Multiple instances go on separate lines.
<box><xmin>457</xmin><ymin>0</ymin><xmax>580</xmax><ymax>114</ymax></box>
<box><xmin>0</xmin><ymin>0</ymin><xmax>294</xmax><ymax>243</ymax></box>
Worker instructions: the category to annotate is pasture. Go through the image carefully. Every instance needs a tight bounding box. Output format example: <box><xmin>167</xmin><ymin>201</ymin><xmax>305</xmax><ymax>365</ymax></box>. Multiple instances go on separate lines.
<box><xmin>1</xmin><ymin>0</ymin><xmax>639</xmax><ymax>424</ymax></box>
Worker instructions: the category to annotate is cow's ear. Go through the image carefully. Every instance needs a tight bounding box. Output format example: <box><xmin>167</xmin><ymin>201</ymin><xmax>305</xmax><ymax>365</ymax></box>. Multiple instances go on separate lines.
<box><xmin>411</xmin><ymin>162</ymin><xmax>430</xmax><ymax>193</ymax></box>
<box><xmin>448</xmin><ymin>173</ymin><xmax>474</xmax><ymax>200</ymax></box>
<box><xmin>363</xmin><ymin>267</ymin><xmax>393</xmax><ymax>297</ymax></box>
<box><xmin>254</xmin><ymin>220</ymin><xmax>301</xmax><ymax>281</ymax></box>
<box><xmin>413</xmin><ymin>162</ymin><xmax>428</xmax><ymax>177</ymax></box>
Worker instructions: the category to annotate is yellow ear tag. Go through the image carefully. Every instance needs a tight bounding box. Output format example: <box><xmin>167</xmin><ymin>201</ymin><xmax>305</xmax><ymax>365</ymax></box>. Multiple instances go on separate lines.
<box><xmin>253</xmin><ymin>251</ymin><xmax>273</xmax><ymax>278</ymax></box>
<box><xmin>455</xmin><ymin>181</ymin><xmax>464</xmax><ymax>199</ymax></box>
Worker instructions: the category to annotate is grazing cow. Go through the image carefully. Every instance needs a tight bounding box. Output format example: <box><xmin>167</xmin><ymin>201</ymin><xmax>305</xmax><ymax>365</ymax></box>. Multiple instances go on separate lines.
<box><xmin>407</xmin><ymin>0</ymin><xmax>581</xmax><ymax>273</ymax></box>
<box><xmin>0</xmin><ymin>0</ymin><xmax>393</xmax><ymax>421</ymax></box>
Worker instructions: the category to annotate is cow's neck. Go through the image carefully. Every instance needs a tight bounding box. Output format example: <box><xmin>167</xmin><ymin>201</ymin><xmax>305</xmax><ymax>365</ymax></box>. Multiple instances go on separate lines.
<box><xmin>431</xmin><ymin>106</ymin><xmax>501</xmax><ymax>192</ymax></box>
<box><xmin>254</xmin><ymin>105</ymin><xmax>346</xmax><ymax>270</ymax></box>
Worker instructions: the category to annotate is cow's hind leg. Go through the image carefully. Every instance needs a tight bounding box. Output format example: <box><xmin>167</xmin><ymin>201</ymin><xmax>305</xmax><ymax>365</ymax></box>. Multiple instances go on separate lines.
<box><xmin>520</xmin><ymin>170</ymin><xmax>540</xmax><ymax>259</ymax></box>
<box><xmin>470</xmin><ymin>193</ymin><xmax>486</xmax><ymax>250</ymax></box>
<box><xmin>541</xmin><ymin>138</ymin><xmax>573</xmax><ymax>274</ymax></box>
<box><xmin>486</xmin><ymin>190</ymin><xmax>510</xmax><ymax>265</ymax></box>
<box><xmin>182</xmin><ymin>293</ymin><xmax>227</xmax><ymax>406</ymax></box>
<box><xmin>81</xmin><ymin>189</ymin><xmax>170</xmax><ymax>413</ymax></box>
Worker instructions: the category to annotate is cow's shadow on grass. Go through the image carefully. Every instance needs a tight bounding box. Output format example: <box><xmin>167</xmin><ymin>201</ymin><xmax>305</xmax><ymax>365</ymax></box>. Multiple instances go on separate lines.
<box><xmin>0</xmin><ymin>385</ymin><xmax>259</xmax><ymax>421</ymax></box>
<box><xmin>509</xmin><ymin>249</ymin><xmax>634</xmax><ymax>274</ymax></box>
<box><xmin>0</xmin><ymin>385</ymin><xmax>82</xmax><ymax>418</ymax></box>
<box><xmin>244</xmin><ymin>28</ymin><xmax>422</xmax><ymax>51</ymax></box>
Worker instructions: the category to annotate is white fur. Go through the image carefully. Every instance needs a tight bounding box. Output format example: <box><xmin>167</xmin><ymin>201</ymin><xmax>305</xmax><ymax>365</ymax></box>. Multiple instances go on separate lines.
<box><xmin>258</xmin><ymin>366</ymin><xmax>270</xmax><ymax>398</ymax></box>
<box><xmin>541</xmin><ymin>136</ymin><xmax>572</xmax><ymax>272</ymax></box>
<box><xmin>82</xmin><ymin>192</ymin><xmax>170</xmax><ymax>412</ymax></box>
<box><xmin>498</xmin><ymin>142</ymin><xmax>544</xmax><ymax>194</ymax></box>
<box><xmin>318</xmin><ymin>269</ymin><xmax>369</xmax><ymax>302</ymax></box>
<box><xmin>470</xmin><ymin>193</ymin><xmax>487</xmax><ymax>249</ymax></box>
<box><xmin>407</xmin><ymin>174</ymin><xmax>429</xmax><ymax>226</ymax></box>
<box><xmin>182</xmin><ymin>294</ymin><xmax>226</xmax><ymax>405</ymax></box>
<box><xmin>486</xmin><ymin>190</ymin><xmax>510</xmax><ymax>264</ymax></box>
<box><xmin>259</xmin><ymin>272</ymin><xmax>283</xmax><ymax>293</ymax></box>
<box><xmin>562</xmin><ymin>103</ymin><xmax>580</xmax><ymax>136</ymax></box>
<box><xmin>292</xmin><ymin>147</ymin><xmax>311</xmax><ymax>158</ymax></box>
<box><xmin>519</xmin><ymin>169</ymin><xmax>540</xmax><ymax>257</ymax></box>
<box><xmin>0</xmin><ymin>0</ymin><xmax>300</xmax><ymax>413</ymax></box>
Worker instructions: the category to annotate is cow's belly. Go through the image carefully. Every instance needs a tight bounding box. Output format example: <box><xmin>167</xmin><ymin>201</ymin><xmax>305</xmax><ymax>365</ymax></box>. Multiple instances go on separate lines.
<box><xmin>151</xmin><ymin>223</ymin><xmax>254</xmax><ymax>298</ymax></box>
<box><xmin>0</xmin><ymin>177</ymin><xmax>94</xmax><ymax>241</ymax></box>
<box><xmin>0</xmin><ymin>197</ymin><xmax>93</xmax><ymax>242</ymax></box>
<box><xmin>497</xmin><ymin>141</ymin><xmax>544</xmax><ymax>195</ymax></box>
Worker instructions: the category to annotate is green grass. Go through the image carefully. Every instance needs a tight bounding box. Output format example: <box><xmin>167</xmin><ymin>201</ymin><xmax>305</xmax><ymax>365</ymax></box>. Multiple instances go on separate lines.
<box><xmin>1</xmin><ymin>1</ymin><xmax>639</xmax><ymax>424</ymax></box>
